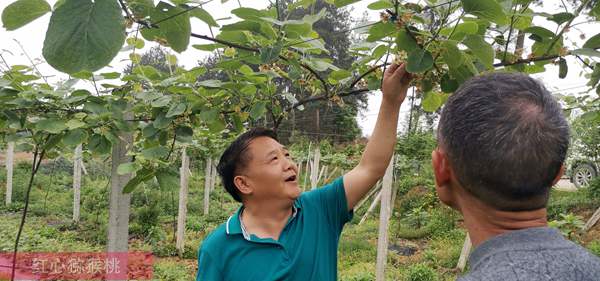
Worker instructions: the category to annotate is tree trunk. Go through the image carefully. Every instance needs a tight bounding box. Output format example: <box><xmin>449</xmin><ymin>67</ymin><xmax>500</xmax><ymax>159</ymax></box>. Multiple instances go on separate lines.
<box><xmin>5</xmin><ymin>142</ymin><xmax>14</xmax><ymax>205</ymax></box>
<box><xmin>72</xmin><ymin>144</ymin><xmax>82</xmax><ymax>222</ymax></box>
<box><xmin>107</xmin><ymin>111</ymin><xmax>133</xmax><ymax>268</ymax></box>
<box><xmin>203</xmin><ymin>158</ymin><xmax>212</xmax><ymax>216</ymax></box>
<box><xmin>176</xmin><ymin>147</ymin><xmax>190</xmax><ymax>257</ymax></box>
<box><xmin>375</xmin><ymin>155</ymin><xmax>394</xmax><ymax>281</ymax></box>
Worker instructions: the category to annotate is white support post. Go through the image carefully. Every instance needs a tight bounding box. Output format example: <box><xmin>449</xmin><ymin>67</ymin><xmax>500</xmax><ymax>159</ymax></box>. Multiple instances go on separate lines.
<box><xmin>176</xmin><ymin>147</ymin><xmax>191</xmax><ymax>257</ymax></box>
<box><xmin>457</xmin><ymin>234</ymin><xmax>472</xmax><ymax>271</ymax></box>
<box><xmin>359</xmin><ymin>188</ymin><xmax>382</xmax><ymax>225</ymax></box>
<box><xmin>310</xmin><ymin>147</ymin><xmax>320</xmax><ymax>190</ymax></box>
<box><xmin>203</xmin><ymin>158</ymin><xmax>212</xmax><ymax>216</ymax></box>
<box><xmin>375</xmin><ymin>155</ymin><xmax>394</xmax><ymax>281</ymax></box>
<box><xmin>5</xmin><ymin>142</ymin><xmax>14</xmax><ymax>205</ymax></box>
<box><xmin>583</xmin><ymin>206</ymin><xmax>600</xmax><ymax>232</ymax></box>
<box><xmin>73</xmin><ymin>144</ymin><xmax>82</xmax><ymax>222</ymax></box>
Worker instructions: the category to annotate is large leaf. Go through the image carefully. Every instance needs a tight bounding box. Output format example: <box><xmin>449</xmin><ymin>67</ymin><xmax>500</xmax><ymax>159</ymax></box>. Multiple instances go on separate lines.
<box><xmin>367</xmin><ymin>22</ymin><xmax>395</xmax><ymax>42</ymax></box>
<box><xmin>462</xmin><ymin>35</ymin><xmax>494</xmax><ymax>69</ymax></box>
<box><xmin>156</xmin><ymin>168</ymin><xmax>179</xmax><ymax>190</ymax></box>
<box><xmin>42</xmin><ymin>0</ymin><xmax>125</xmax><ymax>74</ymax></box>
<box><xmin>36</xmin><ymin>118</ymin><xmax>67</xmax><ymax>134</ymax></box>
<box><xmin>396</xmin><ymin>29</ymin><xmax>419</xmax><ymax>53</ymax></box>
<box><xmin>441</xmin><ymin>40</ymin><xmax>464</xmax><ymax>68</ymax></box>
<box><xmin>583</xmin><ymin>33</ymin><xmax>600</xmax><ymax>49</ymax></box>
<box><xmin>333</xmin><ymin>0</ymin><xmax>361</xmax><ymax>7</ymax></box>
<box><xmin>406</xmin><ymin>49</ymin><xmax>434</xmax><ymax>73</ymax></box>
<box><xmin>141</xmin><ymin>2</ymin><xmax>191</xmax><ymax>53</ymax></box>
<box><xmin>460</xmin><ymin>0</ymin><xmax>509</xmax><ymax>25</ymax></box>
<box><xmin>422</xmin><ymin>92</ymin><xmax>445</xmax><ymax>112</ymax></box>
<box><xmin>123</xmin><ymin>168</ymin><xmax>155</xmax><ymax>193</ymax></box>
<box><xmin>2</xmin><ymin>0</ymin><xmax>51</xmax><ymax>30</ymax></box>
<box><xmin>190</xmin><ymin>7</ymin><xmax>219</xmax><ymax>27</ymax></box>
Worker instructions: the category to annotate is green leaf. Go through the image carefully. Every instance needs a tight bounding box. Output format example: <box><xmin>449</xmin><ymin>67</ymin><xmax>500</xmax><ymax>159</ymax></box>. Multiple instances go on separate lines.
<box><xmin>441</xmin><ymin>40</ymin><xmax>464</xmax><ymax>68</ymax></box>
<box><xmin>558</xmin><ymin>58</ymin><xmax>567</xmax><ymax>79</ymax></box>
<box><xmin>156</xmin><ymin>168</ymin><xmax>179</xmax><ymax>190</ymax></box>
<box><xmin>422</xmin><ymin>92</ymin><xmax>444</xmax><ymax>112</ymax></box>
<box><xmin>231</xmin><ymin>7</ymin><xmax>265</xmax><ymax>20</ymax></box>
<box><xmin>123</xmin><ymin>168</ymin><xmax>155</xmax><ymax>194</ymax></box>
<box><xmin>117</xmin><ymin>163</ymin><xmax>137</xmax><ymax>175</ymax></box>
<box><xmin>329</xmin><ymin>69</ymin><xmax>351</xmax><ymax>81</ymax></box>
<box><xmin>2</xmin><ymin>0</ymin><xmax>51</xmax><ymax>30</ymax></box>
<box><xmin>396</xmin><ymin>29</ymin><xmax>419</xmax><ymax>53</ymax></box>
<box><xmin>523</xmin><ymin>26</ymin><xmax>555</xmax><ymax>42</ymax></box>
<box><xmin>127</xmin><ymin>0</ymin><xmax>153</xmax><ymax>18</ymax></box>
<box><xmin>42</xmin><ymin>0</ymin><xmax>125</xmax><ymax>74</ymax></box>
<box><xmin>190</xmin><ymin>7</ymin><xmax>219</xmax><ymax>27</ymax></box>
<box><xmin>441</xmin><ymin>73</ymin><xmax>459</xmax><ymax>93</ymax></box>
<box><xmin>333</xmin><ymin>0</ymin><xmax>361</xmax><ymax>7</ymax></box>
<box><xmin>260</xmin><ymin>43</ymin><xmax>283</xmax><ymax>63</ymax></box>
<box><xmin>250</xmin><ymin>102</ymin><xmax>267</xmax><ymax>119</ymax></box>
<box><xmin>88</xmin><ymin>134</ymin><xmax>111</xmax><ymax>155</ymax></box>
<box><xmin>548</xmin><ymin>12</ymin><xmax>574</xmax><ymax>26</ymax></box>
<box><xmin>175</xmin><ymin>126</ymin><xmax>193</xmax><ymax>143</ymax></box>
<box><xmin>513</xmin><ymin>8</ymin><xmax>533</xmax><ymax>30</ymax></box>
<box><xmin>367</xmin><ymin>22</ymin><xmax>395</xmax><ymax>42</ymax></box>
<box><xmin>36</xmin><ymin>118</ymin><xmax>67</xmax><ymax>134</ymax></box>
<box><xmin>151</xmin><ymin>96</ymin><xmax>172</xmax><ymax>108</ymax></box>
<box><xmin>141</xmin><ymin>1</ymin><xmax>191</xmax><ymax>53</ymax></box>
<box><xmin>406</xmin><ymin>49</ymin><xmax>434</xmax><ymax>73</ymax></box>
<box><xmin>583</xmin><ymin>33</ymin><xmax>600</xmax><ymax>49</ymax></box>
<box><xmin>63</xmin><ymin>129</ymin><xmax>87</xmax><ymax>146</ymax></box>
<box><xmin>166</xmin><ymin>102</ymin><xmax>186</xmax><ymax>117</ymax></box>
<box><xmin>588</xmin><ymin>64</ymin><xmax>600</xmax><ymax>88</ymax></box>
<box><xmin>141</xmin><ymin>146</ymin><xmax>169</xmax><ymax>160</ymax></box>
<box><xmin>460</xmin><ymin>0</ymin><xmax>509</xmax><ymax>25</ymax></box>
<box><xmin>571</xmin><ymin>48</ymin><xmax>600</xmax><ymax>57</ymax></box>
<box><xmin>367</xmin><ymin>0</ymin><xmax>394</xmax><ymax>9</ymax></box>
<box><xmin>462</xmin><ymin>35</ymin><xmax>494</xmax><ymax>69</ymax></box>
<box><xmin>66</xmin><ymin>119</ymin><xmax>86</xmax><ymax>129</ymax></box>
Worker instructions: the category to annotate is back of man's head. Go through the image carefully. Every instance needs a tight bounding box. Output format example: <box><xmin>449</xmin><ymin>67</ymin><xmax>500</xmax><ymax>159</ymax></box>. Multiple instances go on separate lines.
<box><xmin>438</xmin><ymin>72</ymin><xmax>570</xmax><ymax>211</ymax></box>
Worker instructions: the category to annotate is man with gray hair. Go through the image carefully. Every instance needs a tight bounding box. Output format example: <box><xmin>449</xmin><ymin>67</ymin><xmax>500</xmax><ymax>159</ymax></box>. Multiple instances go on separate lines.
<box><xmin>431</xmin><ymin>72</ymin><xmax>600</xmax><ymax>280</ymax></box>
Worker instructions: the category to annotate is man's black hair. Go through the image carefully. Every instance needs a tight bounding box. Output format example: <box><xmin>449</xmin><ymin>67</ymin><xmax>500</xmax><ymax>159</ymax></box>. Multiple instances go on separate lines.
<box><xmin>217</xmin><ymin>127</ymin><xmax>278</xmax><ymax>202</ymax></box>
<box><xmin>438</xmin><ymin>72</ymin><xmax>570</xmax><ymax>211</ymax></box>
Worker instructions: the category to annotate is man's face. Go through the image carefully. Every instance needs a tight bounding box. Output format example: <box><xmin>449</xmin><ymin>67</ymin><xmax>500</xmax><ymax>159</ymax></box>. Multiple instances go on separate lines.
<box><xmin>238</xmin><ymin>136</ymin><xmax>301</xmax><ymax>202</ymax></box>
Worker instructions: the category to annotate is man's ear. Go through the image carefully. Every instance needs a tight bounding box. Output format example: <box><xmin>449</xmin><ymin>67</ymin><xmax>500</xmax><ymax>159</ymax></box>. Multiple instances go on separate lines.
<box><xmin>234</xmin><ymin>175</ymin><xmax>253</xmax><ymax>196</ymax></box>
<box><xmin>432</xmin><ymin>148</ymin><xmax>456</xmax><ymax>208</ymax></box>
<box><xmin>551</xmin><ymin>164</ymin><xmax>566</xmax><ymax>186</ymax></box>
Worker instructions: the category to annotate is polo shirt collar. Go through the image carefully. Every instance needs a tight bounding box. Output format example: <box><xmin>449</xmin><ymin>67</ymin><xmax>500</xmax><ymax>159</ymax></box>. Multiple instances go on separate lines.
<box><xmin>226</xmin><ymin>200</ymin><xmax>301</xmax><ymax>239</ymax></box>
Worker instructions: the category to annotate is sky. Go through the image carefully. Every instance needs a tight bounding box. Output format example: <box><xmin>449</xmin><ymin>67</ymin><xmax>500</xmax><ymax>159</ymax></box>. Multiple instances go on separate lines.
<box><xmin>0</xmin><ymin>0</ymin><xmax>596</xmax><ymax>137</ymax></box>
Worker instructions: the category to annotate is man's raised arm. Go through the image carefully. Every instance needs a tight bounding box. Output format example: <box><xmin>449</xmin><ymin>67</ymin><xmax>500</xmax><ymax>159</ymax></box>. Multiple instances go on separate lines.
<box><xmin>343</xmin><ymin>63</ymin><xmax>412</xmax><ymax>210</ymax></box>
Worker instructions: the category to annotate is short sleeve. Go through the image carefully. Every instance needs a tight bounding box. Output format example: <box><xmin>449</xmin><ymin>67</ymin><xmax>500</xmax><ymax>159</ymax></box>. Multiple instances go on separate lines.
<box><xmin>196</xmin><ymin>248</ymin><xmax>223</xmax><ymax>281</ymax></box>
<box><xmin>303</xmin><ymin>176</ymin><xmax>353</xmax><ymax>233</ymax></box>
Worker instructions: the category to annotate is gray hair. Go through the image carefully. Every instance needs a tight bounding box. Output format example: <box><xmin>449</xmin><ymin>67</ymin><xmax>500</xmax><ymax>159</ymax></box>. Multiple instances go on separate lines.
<box><xmin>438</xmin><ymin>72</ymin><xmax>570</xmax><ymax>211</ymax></box>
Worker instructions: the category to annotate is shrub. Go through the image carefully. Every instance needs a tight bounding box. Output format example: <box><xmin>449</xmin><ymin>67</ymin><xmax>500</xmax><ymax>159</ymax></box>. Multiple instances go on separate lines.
<box><xmin>405</xmin><ymin>264</ymin><xmax>438</xmax><ymax>281</ymax></box>
<box><xmin>587</xmin><ymin>177</ymin><xmax>600</xmax><ymax>200</ymax></box>
<box><xmin>587</xmin><ymin>240</ymin><xmax>600</xmax><ymax>257</ymax></box>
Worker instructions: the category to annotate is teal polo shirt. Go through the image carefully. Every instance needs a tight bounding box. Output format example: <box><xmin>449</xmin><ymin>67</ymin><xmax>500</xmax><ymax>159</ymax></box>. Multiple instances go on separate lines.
<box><xmin>196</xmin><ymin>177</ymin><xmax>353</xmax><ymax>281</ymax></box>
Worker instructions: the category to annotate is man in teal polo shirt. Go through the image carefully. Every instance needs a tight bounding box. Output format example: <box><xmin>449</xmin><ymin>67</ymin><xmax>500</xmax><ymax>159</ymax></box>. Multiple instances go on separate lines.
<box><xmin>196</xmin><ymin>63</ymin><xmax>412</xmax><ymax>280</ymax></box>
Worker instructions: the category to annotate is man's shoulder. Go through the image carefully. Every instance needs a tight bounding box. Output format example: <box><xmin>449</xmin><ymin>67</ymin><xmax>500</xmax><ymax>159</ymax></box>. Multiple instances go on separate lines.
<box><xmin>199</xmin><ymin>223</ymin><xmax>228</xmax><ymax>253</ymax></box>
<box><xmin>463</xmin><ymin>236</ymin><xmax>600</xmax><ymax>281</ymax></box>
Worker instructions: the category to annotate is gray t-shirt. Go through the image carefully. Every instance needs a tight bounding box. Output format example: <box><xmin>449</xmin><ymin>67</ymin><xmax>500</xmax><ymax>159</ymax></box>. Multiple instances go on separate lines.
<box><xmin>458</xmin><ymin>227</ymin><xmax>600</xmax><ymax>281</ymax></box>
